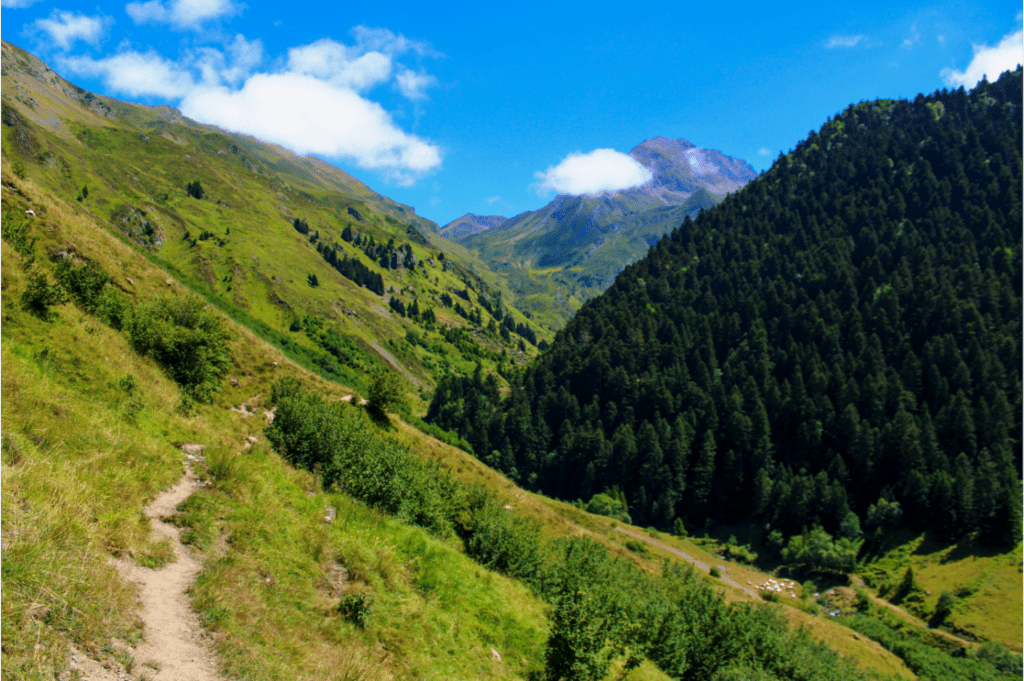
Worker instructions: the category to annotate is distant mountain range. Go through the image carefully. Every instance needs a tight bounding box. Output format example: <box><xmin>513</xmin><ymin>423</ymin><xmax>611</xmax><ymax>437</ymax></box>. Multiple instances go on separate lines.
<box><xmin>440</xmin><ymin>137</ymin><xmax>757</xmax><ymax>327</ymax></box>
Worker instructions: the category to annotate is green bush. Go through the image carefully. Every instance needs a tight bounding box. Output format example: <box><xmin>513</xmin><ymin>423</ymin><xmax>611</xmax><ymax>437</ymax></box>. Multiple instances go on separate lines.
<box><xmin>584</xmin><ymin>492</ymin><xmax>631</xmax><ymax>523</ymax></box>
<box><xmin>839</xmin><ymin>614</ymin><xmax>1019</xmax><ymax>681</ymax></box>
<box><xmin>20</xmin><ymin>269</ymin><xmax>67</xmax><ymax>319</ymax></box>
<box><xmin>462</xmin><ymin>487</ymin><xmax>543</xmax><ymax>586</ymax></box>
<box><xmin>624</xmin><ymin>539</ymin><xmax>649</xmax><ymax>556</ymax></box>
<box><xmin>52</xmin><ymin>255</ymin><xmax>108</xmax><ymax>312</ymax></box>
<box><xmin>126</xmin><ymin>296</ymin><xmax>231</xmax><ymax>401</ymax></box>
<box><xmin>933</xmin><ymin>591</ymin><xmax>956</xmax><ymax>622</ymax></box>
<box><xmin>266</xmin><ymin>382</ymin><xmax>460</xmax><ymax>535</ymax></box>
<box><xmin>780</xmin><ymin>525</ymin><xmax>860</xmax><ymax>574</ymax></box>
<box><xmin>366</xmin><ymin>367</ymin><xmax>404</xmax><ymax>416</ymax></box>
<box><xmin>338</xmin><ymin>589</ymin><xmax>374</xmax><ymax>629</ymax></box>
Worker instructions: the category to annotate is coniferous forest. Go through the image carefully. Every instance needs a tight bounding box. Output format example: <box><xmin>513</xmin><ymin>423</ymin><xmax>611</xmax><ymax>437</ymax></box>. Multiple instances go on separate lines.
<box><xmin>427</xmin><ymin>69</ymin><xmax>1023</xmax><ymax>548</ymax></box>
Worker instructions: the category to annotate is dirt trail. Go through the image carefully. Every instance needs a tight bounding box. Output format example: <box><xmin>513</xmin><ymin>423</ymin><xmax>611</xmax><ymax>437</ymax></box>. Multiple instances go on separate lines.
<box><xmin>614</xmin><ymin>526</ymin><xmax>760</xmax><ymax>598</ymax></box>
<box><xmin>105</xmin><ymin>453</ymin><xmax>225</xmax><ymax>681</ymax></box>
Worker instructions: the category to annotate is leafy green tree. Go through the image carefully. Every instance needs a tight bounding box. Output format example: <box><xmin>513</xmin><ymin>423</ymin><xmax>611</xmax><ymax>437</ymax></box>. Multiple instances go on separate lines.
<box><xmin>366</xmin><ymin>367</ymin><xmax>404</xmax><ymax>416</ymax></box>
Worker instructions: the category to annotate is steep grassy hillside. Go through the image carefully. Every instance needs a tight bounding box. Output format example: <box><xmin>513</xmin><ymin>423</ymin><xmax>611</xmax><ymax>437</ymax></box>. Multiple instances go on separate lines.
<box><xmin>0</xmin><ymin>158</ymin><xmax>558</xmax><ymax>680</ymax></box>
<box><xmin>1</xmin><ymin>40</ymin><xmax>548</xmax><ymax>412</ymax></box>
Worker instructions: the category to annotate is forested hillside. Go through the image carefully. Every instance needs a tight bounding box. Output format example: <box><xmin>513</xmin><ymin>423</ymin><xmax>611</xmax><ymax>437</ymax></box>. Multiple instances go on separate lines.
<box><xmin>428</xmin><ymin>69</ymin><xmax>1023</xmax><ymax>549</ymax></box>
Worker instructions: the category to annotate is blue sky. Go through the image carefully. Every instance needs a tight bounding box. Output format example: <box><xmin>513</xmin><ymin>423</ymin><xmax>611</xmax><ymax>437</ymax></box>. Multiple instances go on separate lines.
<box><xmin>4</xmin><ymin>0</ymin><xmax>1022</xmax><ymax>227</ymax></box>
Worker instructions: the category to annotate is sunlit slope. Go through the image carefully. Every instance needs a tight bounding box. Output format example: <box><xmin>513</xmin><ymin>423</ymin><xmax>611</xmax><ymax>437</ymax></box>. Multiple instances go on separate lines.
<box><xmin>0</xmin><ymin>155</ymin><xmax>552</xmax><ymax>680</ymax></box>
<box><xmin>1</xmin><ymin>40</ymin><xmax>548</xmax><ymax>405</ymax></box>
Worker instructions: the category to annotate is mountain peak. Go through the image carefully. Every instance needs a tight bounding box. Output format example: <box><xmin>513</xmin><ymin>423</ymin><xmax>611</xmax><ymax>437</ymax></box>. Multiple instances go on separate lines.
<box><xmin>628</xmin><ymin>136</ymin><xmax>757</xmax><ymax>199</ymax></box>
<box><xmin>632</xmin><ymin>136</ymin><xmax>698</xmax><ymax>154</ymax></box>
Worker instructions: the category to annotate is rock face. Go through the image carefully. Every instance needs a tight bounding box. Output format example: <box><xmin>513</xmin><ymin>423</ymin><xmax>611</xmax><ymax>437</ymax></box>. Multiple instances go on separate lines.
<box><xmin>438</xmin><ymin>213</ymin><xmax>507</xmax><ymax>240</ymax></box>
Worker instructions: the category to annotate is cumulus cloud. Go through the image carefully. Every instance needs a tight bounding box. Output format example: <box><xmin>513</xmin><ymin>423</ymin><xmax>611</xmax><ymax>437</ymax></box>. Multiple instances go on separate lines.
<box><xmin>63</xmin><ymin>50</ymin><xmax>195</xmax><ymax>98</ymax></box>
<box><xmin>61</xmin><ymin>26</ymin><xmax>442</xmax><ymax>181</ymax></box>
<box><xmin>179</xmin><ymin>35</ymin><xmax>262</xmax><ymax>89</ymax></box>
<box><xmin>32</xmin><ymin>10</ymin><xmax>112</xmax><ymax>50</ymax></box>
<box><xmin>126</xmin><ymin>0</ymin><xmax>240</xmax><ymax>29</ymax></box>
<box><xmin>180</xmin><ymin>74</ymin><xmax>441</xmax><ymax>178</ymax></box>
<box><xmin>287</xmin><ymin>39</ymin><xmax>392</xmax><ymax>90</ymax></box>
<box><xmin>534</xmin><ymin>149</ymin><xmax>652</xmax><ymax>196</ymax></box>
<box><xmin>826</xmin><ymin>35</ymin><xmax>863</xmax><ymax>48</ymax></box>
<box><xmin>942</xmin><ymin>29</ymin><xmax>1023</xmax><ymax>88</ymax></box>
<box><xmin>396</xmin><ymin>68</ymin><xmax>436</xmax><ymax>100</ymax></box>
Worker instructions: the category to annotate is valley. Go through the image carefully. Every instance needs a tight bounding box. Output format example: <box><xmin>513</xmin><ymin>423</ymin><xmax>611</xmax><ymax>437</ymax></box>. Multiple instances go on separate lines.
<box><xmin>1</xmin><ymin>37</ymin><xmax>1021</xmax><ymax>681</ymax></box>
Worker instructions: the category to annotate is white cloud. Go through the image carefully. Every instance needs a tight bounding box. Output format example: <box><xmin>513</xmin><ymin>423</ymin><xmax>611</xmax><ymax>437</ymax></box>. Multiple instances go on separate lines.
<box><xmin>826</xmin><ymin>35</ymin><xmax>863</xmax><ymax>48</ymax></box>
<box><xmin>758</xmin><ymin>147</ymin><xmax>771</xmax><ymax>156</ymax></box>
<box><xmin>534</xmin><ymin>149</ymin><xmax>652</xmax><ymax>196</ymax></box>
<box><xmin>32</xmin><ymin>10</ymin><xmax>112</xmax><ymax>50</ymax></box>
<box><xmin>485</xmin><ymin>196</ymin><xmax>501</xmax><ymax>205</ymax></box>
<box><xmin>180</xmin><ymin>73</ymin><xmax>441</xmax><ymax>178</ymax></box>
<box><xmin>2</xmin><ymin>0</ymin><xmax>43</xmax><ymax>7</ymax></box>
<box><xmin>942</xmin><ymin>29</ymin><xmax>1024</xmax><ymax>88</ymax></box>
<box><xmin>287</xmin><ymin>39</ymin><xmax>392</xmax><ymax>90</ymax></box>
<box><xmin>62</xmin><ymin>27</ymin><xmax>441</xmax><ymax>181</ymax></box>
<box><xmin>62</xmin><ymin>50</ymin><xmax>195</xmax><ymax>98</ymax></box>
<box><xmin>350</xmin><ymin>25</ymin><xmax>435</xmax><ymax>58</ymax></box>
<box><xmin>395</xmin><ymin>67</ymin><xmax>436</xmax><ymax>100</ymax></box>
<box><xmin>125</xmin><ymin>0</ymin><xmax>240</xmax><ymax>29</ymax></box>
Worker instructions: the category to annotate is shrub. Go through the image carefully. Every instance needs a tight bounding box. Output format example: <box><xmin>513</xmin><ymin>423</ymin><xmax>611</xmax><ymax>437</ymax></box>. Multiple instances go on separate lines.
<box><xmin>338</xmin><ymin>589</ymin><xmax>374</xmax><ymax>628</ymax></box>
<box><xmin>266</xmin><ymin>382</ymin><xmax>459</xmax><ymax>535</ymax></box>
<box><xmin>463</xmin><ymin>487</ymin><xmax>543</xmax><ymax>586</ymax></box>
<box><xmin>933</xmin><ymin>591</ymin><xmax>956</xmax><ymax>622</ymax></box>
<box><xmin>52</xmin><ymin>254</ymin><xmax>109</xmax><ymax>312</ymax></box>
<box><xmin>780</xmin><ymin>525</ymin><xmax>860</xmax><ymax>574</ymax></box>
<box><xmin>709</xmin><ymin>566</ymin><xmax>721</xmax><ymax>578</ymax></box>
<box><xmin>366</xmin><ymin>367</ymin><xmax>403</xmax><ymax>416</ymax></box>
<box><xmin>186</xmin><ymin>180</ymin><xmax>204</xmax><ymax>199</ymax></box>
<box><xmin>20</xmin><ymin>269</ymin><xmax>67</xmax><ymax>319</ymax></box>
<box><xmin>624</xmin><ymin>540</ymin><xmax>649</xmax><ymax>556</ymax></box>
<box><xmin>126</xmin><ymin>296</ymin><xmax>231</xmax><ymax>401</ymax></box>
<box><xmin>584</xmin><ymin>492</ymin><xmax>631</xmax><ymax>523</ymax></box>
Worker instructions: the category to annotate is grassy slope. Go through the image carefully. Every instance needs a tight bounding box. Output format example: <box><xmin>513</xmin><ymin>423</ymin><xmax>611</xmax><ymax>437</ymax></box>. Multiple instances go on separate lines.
<box><xmin>859</xmin><ymin>533</ymin><xmax>1023</xmax><ymax>652</ymax></box>
<box><xmin>0</xmin><ymin>161</ymin><xmax>550</xmax><ymax>680</ymax></box>
<box><xmin>1</xmin><ymin>40</ymin><xmax>546</xmax><ymax>413</ymax></box>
